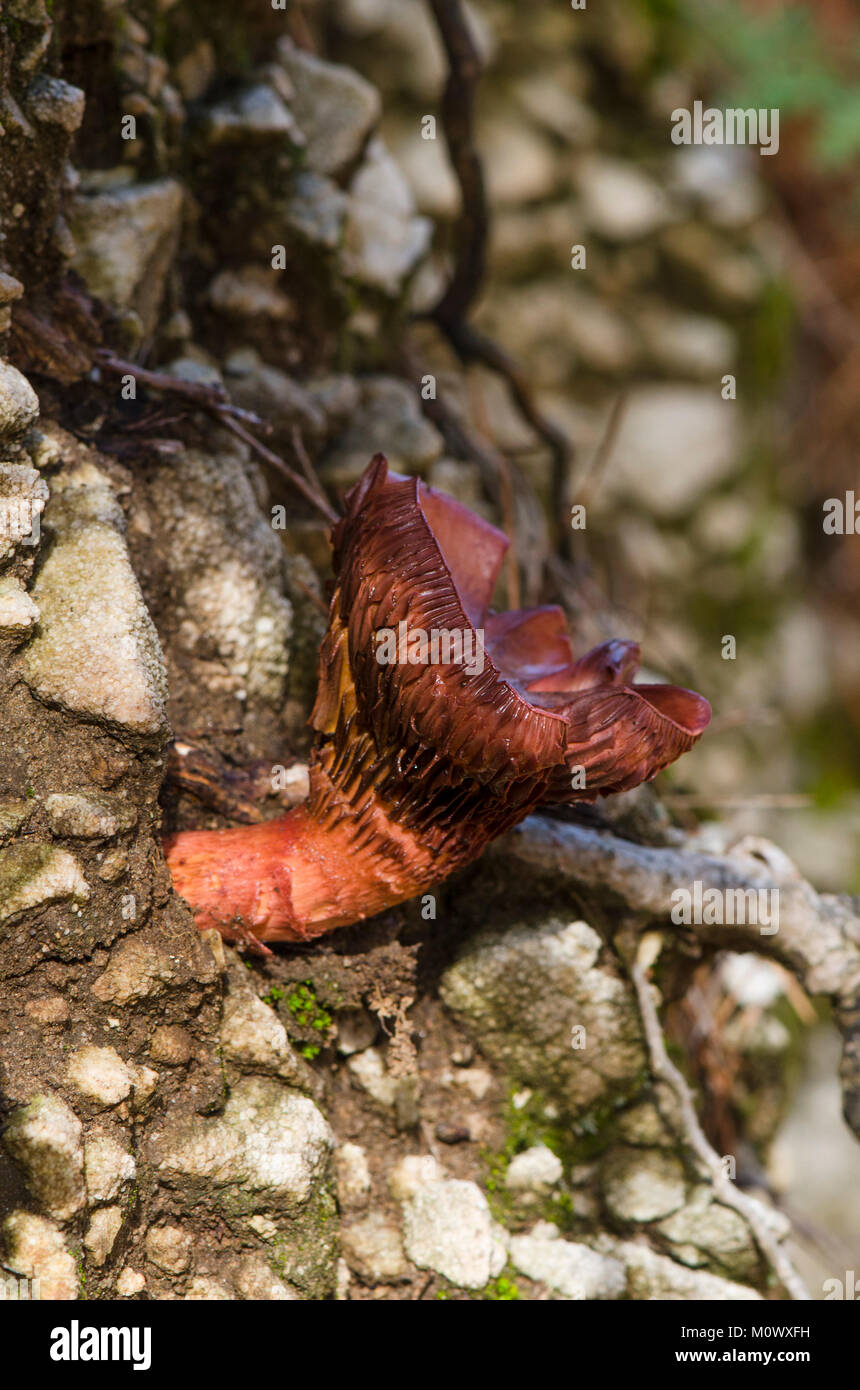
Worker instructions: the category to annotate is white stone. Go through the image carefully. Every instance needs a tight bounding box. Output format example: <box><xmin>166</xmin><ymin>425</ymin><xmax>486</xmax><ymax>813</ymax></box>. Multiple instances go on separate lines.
<box><xmin>341</xmin><ymin>1212</ymin><xmax>408</xmax><ymax>1284</ymax></box>
<box><xmin>3</xmin><ymin>1093</ymin><xmax>85</xmax><ymax>1221</ymax></box>
<box><xmin>505</xmin><ymin>1145</ymin><xmax>563</xmax><ymax>1195</ymax></box>
<box><xmin>2</xmin><ymin>1211</ymin><xmax>78</xmax><ymax>1300</ymax></box>
<box><xmin>334</xmin><ymin>1143</ymin><xmax>372</xmax><ymax>1209</ymax></box>
<box><xmin>402</xmin><ymin>1179</ymin><xmax>507</xmax><ymax>1290</ymax></box>
<box><xmin>604</xmin><ymin>383</ymin><xmax>740</xmax><ymax>518</ymax></box>
<box><xmin>578</xmin><ymin>156</ymin><xmax>673</xmax><ymax>242</ymax></box>
<box><xmin>0</xmin><ymin>360</ymin><xmax>39</xmax><ymax>441</ymax></box>
<box><xmin>84</xmin><ymin>1133</ymin><xmax>136</xmax><ymax>1203</ymax></box>
<box><xmin>84</xmin><ymin>1207</ymin><xmax>123</xmax><ymax>1266</ymax></box>
<box><xmin>388</xmin><ymin>1154</ymin><xmax>447</xmax><ymax>1203</ymax></box>
<box><xmin>509</xmin><ymin>1227</ymin><xmax>626</xmax><ymax>1299</ymax></box>
<box><xmin>67</xmin><ymin>1046</ymin><xmax>135</xmax><ymax>1106</ymax></box>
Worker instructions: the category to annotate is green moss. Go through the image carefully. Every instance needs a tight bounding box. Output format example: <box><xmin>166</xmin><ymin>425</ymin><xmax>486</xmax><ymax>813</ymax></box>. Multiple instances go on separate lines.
<box><xmin>281</xmin><ymin>981</ymin><xmax>334</xmax><ymax>1061</ymax></box>
<box><xmin>481</xmin><ymin>1272</ymin><xmax>521</xmax><ymax>1301</ymax></box>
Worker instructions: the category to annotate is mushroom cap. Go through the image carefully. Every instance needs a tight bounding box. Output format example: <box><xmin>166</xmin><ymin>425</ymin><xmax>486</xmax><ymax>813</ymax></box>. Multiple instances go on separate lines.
<box><xmin>319</xmin><ymin>454</ymin><xmax>710</xmax><ymax>810</ymax></box>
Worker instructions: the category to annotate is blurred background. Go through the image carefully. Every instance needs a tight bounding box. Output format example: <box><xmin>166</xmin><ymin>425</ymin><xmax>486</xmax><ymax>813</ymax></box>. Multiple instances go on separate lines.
<box><xmin>323</xmin><ymin>0</ymin><xmax>860</xmax><ymax>898</ymax></box>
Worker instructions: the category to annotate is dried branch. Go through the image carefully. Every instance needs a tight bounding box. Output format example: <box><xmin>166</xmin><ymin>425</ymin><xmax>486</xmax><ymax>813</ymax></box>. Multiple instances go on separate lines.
<box><xmin>426</xmin><ymin>0</ymin><xmax>488</xmax><ymax>326</ymax></box>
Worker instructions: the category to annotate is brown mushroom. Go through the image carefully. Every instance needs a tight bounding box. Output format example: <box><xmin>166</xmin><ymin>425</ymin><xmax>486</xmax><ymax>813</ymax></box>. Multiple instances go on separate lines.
<box><xmin>164</xmin><ymin>454</ymin><xmax>710</xmax><ymax>946</ymax></box>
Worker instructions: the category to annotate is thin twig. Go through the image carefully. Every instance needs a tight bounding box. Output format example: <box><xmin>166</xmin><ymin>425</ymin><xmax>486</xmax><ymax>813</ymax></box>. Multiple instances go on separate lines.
<box><xmin>97</xmin><ymin>350</ymin><xmax>340</xmax><ymax>525</ymax></box>
<box><xmin>630</xmin><ymin>937</ymin><xmax>810</xmax><ymax>1302</ymax></box>
<box><xmin>574</xmin><ymin>390</ymin><xmax>628</xmax><ymax>510</ymax></box>
<box><xmin>220</xmin><ymin>415</ymin><xmax>339</xmax><ymax>524</ymax></box>
<box><xmin>290</xmin><ymin>425</ymin><xmax>338</xmax><ymax>522</ymax></box>
<box><xmin>96</xmin><ymin>351</ymin><xmax>265</xmax><ymax>428</ymax></box>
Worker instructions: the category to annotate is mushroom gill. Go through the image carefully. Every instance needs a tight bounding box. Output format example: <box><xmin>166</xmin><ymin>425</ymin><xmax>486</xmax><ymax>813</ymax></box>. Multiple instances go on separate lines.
<box><xmin>164</xmin><ymin>454</ymin><xmax>710</xmax><ymax>945</ymax></box>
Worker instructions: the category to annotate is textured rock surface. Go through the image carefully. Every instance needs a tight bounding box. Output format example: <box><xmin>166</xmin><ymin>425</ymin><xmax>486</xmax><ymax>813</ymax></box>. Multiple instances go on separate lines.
<box><xmin>401</xmin><ymin>1180</ymin><xmax>507</xmax><ymax>1289</ymax></box>
<box><xmin>24</xmin><ymin>462</ymin><xmax>168</xmax><ymax>735</ymax></box>
<box><xmin>441</xmin><ymin>917</ymin><xmax>646</xmax><ymax>1117</ymax></box>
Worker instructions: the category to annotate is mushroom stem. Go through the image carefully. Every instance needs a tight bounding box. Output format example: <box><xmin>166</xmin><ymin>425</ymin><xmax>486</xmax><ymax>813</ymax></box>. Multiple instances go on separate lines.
<box><xmin>164</xmin><ymin>772</ymin><xmax>439</xmax><ymax>945</ymax></box>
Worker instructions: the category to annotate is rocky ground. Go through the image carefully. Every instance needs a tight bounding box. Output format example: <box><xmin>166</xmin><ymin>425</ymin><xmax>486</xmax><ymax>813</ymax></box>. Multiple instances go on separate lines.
<box><xmin>1</xmin><ymin>0</ymin><xmax>859</xmax><ymax>1301</ymax></box>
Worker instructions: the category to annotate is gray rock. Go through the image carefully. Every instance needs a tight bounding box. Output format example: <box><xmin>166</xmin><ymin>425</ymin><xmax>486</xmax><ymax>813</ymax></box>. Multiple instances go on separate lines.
<box><xmin>512</xmin><ymin>74</ymin><xmax>598</xmax><ymax>146</ymax></box>
<box><xmin>322</xmin><ymin>376</ymin><xmax>442</xmax><ymax>489</ymax></box>
<box><xmin>206</xmin><ymin>266</ymin><xmax>294</xmax><ymax>322</ymax></box>
<box><xmin>440</xmin><ymin>917</ymin><xmax>646</xmax><ymax>1118</ymax></box>
<box><xmin>220</xmin><ymin>965</ymin><xmax>309</xmax><ymax>1088</ymax></box>
<box><xmin>25</xmin><ymin>76</ymin><xmax>85</xmax><ymax>132</ymax></box>
<box><xmin>276</xmin><ymin>38</ymin><xmax>381</xmax><ymax>177</ymax></box>
<box><xmin>204</xmin><ymin>83</ymin><xmax>303</xmax><ymax>145</ymax></box>
<box><xmin>603</xmin><ymin>383</ymin><xmax>740</xmax><ymax>517</ymax></box>
<box><xmin>0</xmin><ymin>462</ymin><xmax>47</xmax><ymax>564</ymax></box>
<box><xmin>67</xmin><ymin>1046</ymin><xmax>151</xmax><ymax>1109</ymax></box>
<box><xmin>84</xmin><ymin>1207</ymin><xmax>123</xmax><ymax>1267</ymax></box>
<box><xmin>185</xmin><ymin>1276</ymin><xmax>232</xmax><ymax>1300</ymax></box>
<box><xmin>68</xmin><ymin>178</ymin><xmax>184</xmax><ymax>335</ymax></box>
<box><xmin>90</xmin><ymin>937</ymin><xmax>181</xmax><ymax>1007</ymax></box>
<box><xmin>386</xmin><ymin>124</ymin><xmax>460</xmax><ymax>219</ymax></box>
<box><xmin>0</xmin><ymin>797</ymin><xmax>34</xmax><ymax>845</ymax></box>
<box><xmin>509</xmin><ymin>1223</ymin><xmax>626</xmax><ymax>1299</ymax></box>
<box><xmin>341</xmin><ymin>1212</ymin><xmax>409</xmax><ymax>1284</ymax></box>
<box><xmin>3</xmin><ymin>1093</ymin><xmax>86</xmax><ymax>1221</ymax></box>
<box><xmin>614</xmin><ymin>1238</ymin><xmax>762</xmax><ymax>1300</ymax></box>
<box><xmin>343</xmin><ymin>139</ymin><xmax>432</xmax><ymax>295</ymax></box>
<box><xmin>577</xmin><ymin>156</ymin><xmax>673</xmax><ymax>241</ymax></box>
<box><xmin>84</xmin><ymin>1133</ymin><xmax>136</xmax><ymax>1204</ymax></box>
<box><xmin>24</xmin><ymin>463</ymin><xmax>169</xmax><ymax>735</ymax></box>
<box><xmin>0</xmin><ymin>843</ymin><xmax>89</xmax><ymax>930</ymax></box>
<box><xmin>505</xmin><ymin>1144</ymin><xmax>563</xmax><ymax>1196</ymax></box>
<box><xmin>671</xmin><ymin>145</ymin><xmax>765</xmax><ymax>229</ymax></box>
<box><xmin>401</xmin><ymin>1179</ymin><xmax>507</xmax><ymax>1289</ymax></box>
<box><xmin>636</xmin><ymin>306</ymin><xmax>736</xmax><ymax>379</ymax></box>
<box><xmin>116</xmin><ymin>1267</ymin><xmax>146</xmax><ymax>1297</ymax></box>
<box><xmin>152</xmin><ymin>1076</ymin><xmax>333</xmax><ymax>1216</ymax></box>
<box><xmin>224</xmin><ymin>356</ymin><xmax>326</xmax><ymax>441</ymax></box>
<box><xmin>0</xmin><ymin>576</ymin><xmax>39</xmax><ymax>642</ymax></box>
<box><xmin>145</xmin><ymin>1223</ymin><xmax>192</xmax><ymax>1274</ymax></box>
<box><xmin>234</xmin><ymin>1255</ymin><xmax>299</xmax><ymax>1300</ymax></box>
<box><xmin>0</xmin><ymin>362</ymin><xmax>40</xmax><ymax>442</ymax></box>
<box><xmin>483</xmin><ymin>118</ymin><xmax>559</xmax><ymax>207</ymax></box>
<box><xmin>346</xmin><ymin>1046</ymin><xmax>421</xmax><ymax>1130</ymax></box>
<box><xmin>334</xmin><ymin>1143</ymin><xmax>372</xmax><ymax>1210</ymax></box>
<box><xmin>602</xmin><ymin>1146</ymin><xmax>687</xmax><ymax>1224</ymax></box>
<box><xmin>44</xmin><ymin>791</ymin><xmax>137</xmax><ymax>840</ymax></box>
<box><xmin>137</xmin><ymin>445</ymin><xmax>291</xmax><ymax>707</ymax></box>
<box><xmin>284</xmin><ymin>171</ymin><xmax>349</xmax><ymax>250</ymax></box>
<box><xmin>388</xmin><ymin>1154</ymin><xmax>447</xmax><ymax>1202</ymax></box>
<box><xmin>655</xmin><ymin>1186</ymin><xmax>777</xmax><ymax>1282</ymax></box>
